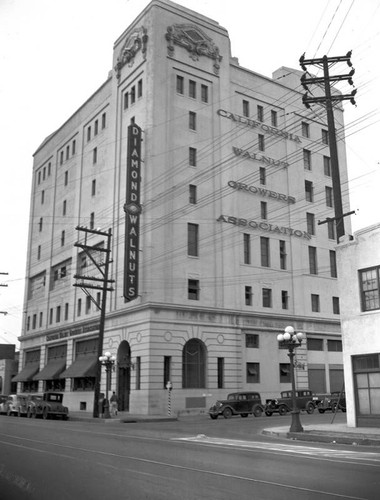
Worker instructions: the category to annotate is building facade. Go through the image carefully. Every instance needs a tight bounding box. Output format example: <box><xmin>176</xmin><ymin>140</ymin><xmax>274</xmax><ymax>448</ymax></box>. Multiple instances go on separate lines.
<box><xmin>16</xmin><ymin>0</ymin><xmax>349</xmax><ymax>415</ymax></box>
<box><xmin>337</xmin><ymin>224</ymin><xmax>380</xmax><ymax>427</ymax></box>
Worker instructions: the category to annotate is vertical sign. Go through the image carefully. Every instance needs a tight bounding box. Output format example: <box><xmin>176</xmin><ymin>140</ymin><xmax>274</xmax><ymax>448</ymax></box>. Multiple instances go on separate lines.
<box><xmin>123</xmin><ymin>123</ymin><xmax>142</xmax><ymax>301</ymax></box>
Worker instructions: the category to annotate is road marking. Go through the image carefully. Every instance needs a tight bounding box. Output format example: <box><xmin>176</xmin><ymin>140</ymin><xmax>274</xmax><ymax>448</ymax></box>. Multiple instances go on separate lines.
<box><xmin>173</xmin><ymin>435</ymin><xmax>380</xmax><ymax>464</ymax></box>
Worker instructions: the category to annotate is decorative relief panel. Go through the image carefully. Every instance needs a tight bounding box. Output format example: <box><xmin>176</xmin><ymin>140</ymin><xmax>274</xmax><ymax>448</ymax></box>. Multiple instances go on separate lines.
<box><xmin>165</xmin><ymin>24</ymin><xmax>222</xmax><ymax>74</ymax></box>
<box><xmin>115</xmin><ymin>26</ymin><xmax>148</xmax><ymax>79</ymax></box>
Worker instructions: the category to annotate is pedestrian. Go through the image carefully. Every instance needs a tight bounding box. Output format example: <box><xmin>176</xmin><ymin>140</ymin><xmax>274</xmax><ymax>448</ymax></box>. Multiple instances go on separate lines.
<box><xmin>110</xmin><ymin>391</ymin><xmax>118</xmax><ymax>417</ymax></box>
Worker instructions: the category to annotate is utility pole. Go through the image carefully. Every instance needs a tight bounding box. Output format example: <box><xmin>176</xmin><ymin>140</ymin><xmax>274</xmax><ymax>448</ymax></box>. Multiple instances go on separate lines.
<box><xmin>73</xmin><ymin>227</ymin><xmax>114</xmax><ymax>418</ymax></box>
<box><xmin>0</xmin><ymin>273</ymin><xmax>9</xmax><ymax>316</ymax></box>
<box><xmin>300</xmin><ymin>52</ymin><xmax>357</xmax><ymax>242</ymax></box>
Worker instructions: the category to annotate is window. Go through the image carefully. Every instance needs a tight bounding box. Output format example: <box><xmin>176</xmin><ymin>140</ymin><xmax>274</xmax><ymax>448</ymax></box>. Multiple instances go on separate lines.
<box><xmin>242</xmin><ymin>100</ymin><xmax>249</xmax><ymax>117</ymax></box>
<box><xmin>328</xmin><ymin>220</ymin><xmax>336</xmax><ymax>240</ymax></box>
<box><xmin>201</xmin><ymin>84</ymin><xmax>208</xmax><ymax>103</ymax></box>
<box><xmin>262</xmin><ymin>288</ymin><xmax>272</xmax><ymax>307</ymax></box>
<box><xmin>92</xmin><ymin>179</ymin><xmax>96</xmax><ymax>196</ymax></box>
<box><xmin>43</xmin><ymin>167</ymin><xmax>46</xmax><ymax>180</ymax></box>
<box><xmin>64</xmin><ymin>303</ymin><xmax>69</xmax><ymax>321</ymax></box>
<box><xmin>243</xmin><ymin>233</ymin><xmax>251</xmax><ymax>264</ymax></box>
<box><xmin>56</xmin><ymin>305</ymin><xmax>61</xmax><ymax>323</ymax></box>
<box><xmin>48</xmin><ymin>162</ymin><xmax>51</xmax><ymax>176</ymax></box>
<box><xmin>281</xmin><ymin>290</ymin><xmax>289</xmax><ymax>310</ymax></box>
<box><xmin>102</xmin><ymin>112</ymin><xmax>106</xmax><ymax>129</ymax></box>
<box><xmin>247</xmin><ymin>362</ymin><xmax>260</xmax><ymax>383</ymax></box>
<box><xmin>257</xmin><ymin>105</ymin><xmax>264</xmax><ymax>122</ymax></box>
<box><xmin>217</xmin><ymin>358</ymin><xmax>224</xmax><ymax>389</ymax></box>
<box><xmin>260</xmin><ymin>237</ymin><xmax>270</xmax><ymax>267</ymax></box>
<box><xmin>301</xmin><ymin>122</ymin><xmax>310</xmax><ymax>138</ymax></box>
<box><xmin>86</xmin><ymin>295</ymin><xmax>91</xmax><ymax>314</ymax></box>
<box><xmin>94</xmin><ymin>120</ymin><xmax>98</xmax><ymax>136</ymax></box>
<box><xmin>271</xmin><ymin>110</ymin><xmax>278</xmax><ymax>127</ymax></box>
<box><xmin>259</xmin><ymin>167</ymin><xmax>266</xmax><ymax>185</ymax></box>
<box><xmin>330</xmin><ymin>250</ymin><xmax>337</xmax><ymax>278</ymax></box>
<box><xmin>66</xmin><ymin>145</ymin><xmax>70</xmax><ymax>160</ymax></box>
<box><xmin>124</xmin><ymin>92</ymin><xmax>129</xmax><ymax>109</ymax></box>
<box><xmin>309</xmin><ymin>246</ymin><xmax>318</xmax><ymax>274</ymax></box>
<box><xmin>90</xmin><ymin>212</ymin><xmax>95</xmax><ymax>230</ymax></box>
<box><xmin>303</xmin><ymin>149</ymin><xmax>311</xmax><ymax>170</ymax></box>
<box><xmin>189</xmin><ymin>80</ymin><xmax>196</xmax><ymax>98</ymax></box>
<box><xmin>359</xmin><ymin>266</ymin><xmax>380</xmax><ymax>311</ymax></box>
<box><xmin>324</xmin><ymin>156</ymin><xmax>331</xmax><ymax>176</ymax></box>
<box><xmin>135</xmin><ymin>357</ymin><xmax>141</xmax><ymax>390</ymax></box>
<box><xmin>245</xmin><ymin>286</ymin><xmax>252</xmax><ymax>305</ymax></box>
<box><xmin>322</xmin><ymin>129</ymin><xmax>329</xmax><ymax>144</ymax></box>
<box><xmin>38</xmin><ymin>171</ymin><xmax>41</xmax><ymax>184</ymax></box>
<box><xmin>64</xmin><ymin>171</ymin><xmax>68</xmax><ymax>186</ymax></box>
<box><xmin>63</xmin><ymin>200</ymin><xmax>67</xmax><ymax>216</ymax></box>
<box><xmin>325</xmin><ymin>186</ymin><xmax>333</xmax><ymax>207</ymax></box>
<box><xmin>77</xmin><ymin>298</ymin><xmax>82</xmax><ymax>317</ymax></box>
<box><xmin>87</xmin><ymin>126</ymin><xmax>91</xmax><ymax>142</ymax></box>
<box><xmin>41</xmin><ymin>190</ymin><xmax>45</xmax><ymax>204</ymax></box>
<box><xmin>138</xmin><ymin>79</ymin><xmax>143</xmax><ymax>98</ymax></box>
<box><xmin>187</xmin><ymin>223</ymin><xmax>199</xmax><ymax>256</ymax></box>
<box><xmin>163</xmin><ymin>356</ymin><xmax>171</xmax><ymax>388</ymax></box>
<box><xmin>258</xmin><ymin>134</ymin><xmax>265</xmax><ymax>151</ymax></box>
<box><xmin>328</xmin><ymin>339</ymin><xmax>342</xmax><ymax>352</ymax></box>
<box><xmin>39</xmin><ymin>312</ymin><xmax>43</xmax><ymax>328</ymax></box>
<box><xmin>49</xmin><ymin>308</ymin><xmax>53</xmax><ymax>325</ymax></box>
<box><xmin>39</xmin><ymin>217</ymin><xmax>43</xmax><ymax>232</ymax></box>
<box><xmin>188</xmin><ymin>279</ymin><xmax>200</xmax><ymax>300</ymax></box>
<box><xmin>189</xmin><ymin>184</ymin><xmax>197</xmax><ymax>204</ymax></box>
<box><xmin>308</xmin><ymin>338</ymin><xmax>323</xmax><ymax>351</ymax></box>
<box><xmin>261</xmin><ymin>201</ymin><xmax>267</xmax><ymax>219</ymax></box>
<box><xmin>306</xmin><ymin>212</ymin><xmax>315</xmax><ymax>235</ymax></box>
<box><xmin>37</xmin><ymin>245</ymin><xmax>41</xmax><ymax>260</ymax></box>
<box><xmin>332</xmin><ymin>296</ymin><xmax>340</xmax><ymax>314</ymax></box>
<box><xmin>93</xmin><ymin>147</ymin><xmax>97</xmax><ymax>164</ymax></box>
<box><xmin>279</xmin><ymin>240</ymin><xmax>287</xmax><ymax>270</ymax></box>
<box><xmin>32</xmin><ymin>314</ymin><xmax>37</xmax><ymax>329</ymax></box>
<box><xmin>176</xmin><ymin>75</ymin><xmax>184</xmax><ymax>94</ymax></box>
<box><xmin>280</xmin><ymin>363</ymin><xmax>291</xmax><ymax>383</ymax></box>
<box><xmin>311</xmin><ymin>294</ymin><xmax>320</xmax><ymax>312</ymax></box>
<box><xmin>246</xmin><ymin>333</ymin><xmax>259</xmax><ymax>348</ymax></box>
<box><xmin>61</xmin><ymin>230</ymin><xmax>65</xmax><ymax>247</ymax></box>
<box><xmin>305</xmin><ymin>180</ymin><xmax>313</xmax><ymax>202</ymax></box>
<box><xmin>182</xmin><ymin>339</ymin><xmax>206</xmax><ymax>388</ymax></box>
<box><xmin>130</xmin><ymin>86</ymin><xmax>136</xmax><ymax>104</ymax></box>
<box><xmin>189</xmin><ymin>111</ymin><xmax>196</xmax><ymax>130</ymax></box>
<box><xmin>189</xmin><ymin>147</ymin><xmax>197</xmax><ymax>166</ymax></box>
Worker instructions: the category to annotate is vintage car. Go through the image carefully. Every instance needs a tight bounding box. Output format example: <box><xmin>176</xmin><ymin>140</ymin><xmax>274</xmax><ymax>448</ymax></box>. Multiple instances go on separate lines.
<box><xmin>209</xmin><ymin>391</ymin><xmax>265</xmax><ymax>419</ymax></box>
<box><xmin>22</xmin><ymin>395</ymin><xmax>43</xmax><ymax>417</ymax></box>
<box><xmin>0</xmin><ymin>395</ymin><xmax>9</xmax><ymax>414</ymax></box>
<box><xmin>265</xmin><ymin>390</ymin><xmax>320</xmax><ymax>416</ymax></box>
<box><xmin>27</xmin><ymin>392</ymin><xmax>69</xmax><ymax>420</ymax></box>
<box><xmin>6</xmin><ymin>394</ymin><xmax>28</xmax><ymax>416</ymax></box>
<box><xmin>317</xmin><ymin>391</ymin><xmax>346</xmax><ymax>413</ymax></box>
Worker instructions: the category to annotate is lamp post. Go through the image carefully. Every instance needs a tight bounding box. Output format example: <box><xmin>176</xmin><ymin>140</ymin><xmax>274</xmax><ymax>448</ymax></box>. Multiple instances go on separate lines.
<box><xmin>99</xmin><ymin>352</ymin><xmax>116</xmax><ymax>419</ymax></box>
<box><xmin>277</xmin><ymin>326</ymin><xmax>304</xmax><ymax>433</ymax></box>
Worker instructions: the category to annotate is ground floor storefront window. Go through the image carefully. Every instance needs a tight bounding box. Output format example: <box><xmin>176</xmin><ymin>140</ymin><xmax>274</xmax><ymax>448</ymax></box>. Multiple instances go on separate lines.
<box><xmin>353</xmin><ymin>353</ymin><xmax>380</xmax><ymax>427</ymax></box>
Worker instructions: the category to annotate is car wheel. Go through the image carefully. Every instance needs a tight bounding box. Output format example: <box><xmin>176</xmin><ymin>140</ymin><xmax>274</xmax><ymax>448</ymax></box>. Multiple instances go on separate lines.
<box><xmin>253</xmin><ymin>407</ymin><xmax>263</xmax><ymax>418</ymax></box>
<box><xmin>209</xmin><ymin>415</ymin><xmax>218</xmax><ymax>420</ymax></box>
<box><xmin>306</xmin><ymin>402</ymin><xmax>315</xmax><ymax>414</ymax></box>
<box><xmin>331</xmin><ymin>402</ymin><xmax>338</xmax><ymax>413</ymax></box>
<box><xmin>265</xmin><ymin>411</ymin><xmax>273</xmax><ymax>416</ymax></box>
<box><xmin>42</xmin><ymin>408</ymin><xmax>49</xmax><ymax>420</ymax></box>
<box><xmin>318</xmin><ymin>408</ymin><xmax>325</xmax><ymax>414</ymax></box>
<box><xmin>240</xmin><ymin>413</ymin><xmax>248</xmax><ymax>418</ymax></box>
<box><xmin>278</xmin><ymin>405</ymin><xmax>287</xmax><ymax>416</ymax></box>
<box><xmin>223</xmin><ymin>408</ymin><xmax>232</xmax><ymax>419</ymax></box>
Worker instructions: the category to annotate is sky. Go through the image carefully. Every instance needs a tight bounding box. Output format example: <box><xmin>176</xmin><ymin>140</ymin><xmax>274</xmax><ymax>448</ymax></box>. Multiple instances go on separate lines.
<box><xmin>1</xmin><ymin>0</ymin><xmax>379</xmax><ymax>349</ymax></box>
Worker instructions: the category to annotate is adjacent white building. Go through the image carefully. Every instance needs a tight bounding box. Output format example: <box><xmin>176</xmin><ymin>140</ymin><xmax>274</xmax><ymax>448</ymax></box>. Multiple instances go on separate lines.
<box><xmin>337</xmin><ymin>224</ymin><xmax>380</xmax><ymax>427</ymax></box>
<box><xmin>15</xmin><ymin>0</ymin><xmax>349</xmax><ymax>415</ymax></box>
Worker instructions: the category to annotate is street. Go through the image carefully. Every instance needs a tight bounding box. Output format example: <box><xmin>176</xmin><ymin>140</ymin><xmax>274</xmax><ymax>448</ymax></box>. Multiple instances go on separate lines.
<box><xmin>0</xmin><ymin>412</ymin><xmax>379</xmax><ymax>499</ymax></box>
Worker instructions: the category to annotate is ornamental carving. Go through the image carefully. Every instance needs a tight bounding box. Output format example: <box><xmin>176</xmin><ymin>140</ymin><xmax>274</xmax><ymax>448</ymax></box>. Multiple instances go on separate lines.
<box><xmin>115</xmin><ymin>26</ymin><xmax>148</xmax><ymax>79</ymax></box>
<box><xmin>165</xmin><ymin>24</ymin><xmax>222</xmax><ymax>75</ymax></box>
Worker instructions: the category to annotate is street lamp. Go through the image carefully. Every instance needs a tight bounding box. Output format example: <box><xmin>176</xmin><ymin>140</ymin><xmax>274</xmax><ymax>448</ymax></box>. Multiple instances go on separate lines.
<box><xmin>99</xmin><ymin>351</ymin><xmax>116</xmax><ymax>419</ymax></box>
<box><xmin>277</xmin><ymin>326</ymin><xmax>304</xmax><ymax>433</ymax></box>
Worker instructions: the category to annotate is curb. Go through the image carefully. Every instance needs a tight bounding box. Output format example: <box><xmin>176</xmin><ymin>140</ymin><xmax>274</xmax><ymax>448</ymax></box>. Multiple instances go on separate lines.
<box><xmin>262</xmin><ymin>428</ymin><xmax>380</xmax><ymax>447</ymax></box>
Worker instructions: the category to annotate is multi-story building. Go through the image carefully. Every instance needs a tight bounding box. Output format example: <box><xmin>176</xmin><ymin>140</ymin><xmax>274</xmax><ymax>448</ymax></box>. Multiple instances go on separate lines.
<box><xmin>15</xmin><ymin>0</ymin><xmax>350</xmax><ymax>415</ymax></box>
<box><xmin>337</xmin><ymin>224</ymin><xmax>380</xmax><ymax>427</ymax></box>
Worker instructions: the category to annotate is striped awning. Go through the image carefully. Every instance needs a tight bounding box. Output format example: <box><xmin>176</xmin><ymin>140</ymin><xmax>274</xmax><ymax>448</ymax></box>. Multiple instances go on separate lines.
<box><xmin>59</xmin><ymin>356</ymin><xmax>98</xmax><ymax>378</ymax></box>
<box><xmin>12</xmin><ymin>363</ymin><xmax>39</xmax><ymax>382</ymax></box>
<box><xmin>33</xmin><ymin>359</ymin><xmax>66</xmax><ymax>381</ymax></box>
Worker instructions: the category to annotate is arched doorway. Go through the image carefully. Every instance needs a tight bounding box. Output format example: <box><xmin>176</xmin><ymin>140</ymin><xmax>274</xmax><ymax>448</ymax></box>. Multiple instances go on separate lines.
<box><xmin>117</xmin><ymin>341</ymin><xmax>132</xmax><ymax>411</ymax></box>
<box><xmin>182</xmin><ymin>339</ymin><xmax>206</xmax><ymax>388</ymax></box>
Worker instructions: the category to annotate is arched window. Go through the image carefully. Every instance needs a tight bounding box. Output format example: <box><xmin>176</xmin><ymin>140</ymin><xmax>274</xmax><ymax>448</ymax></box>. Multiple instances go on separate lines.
<box><xmin>182</xmin><ymin>339</ymin><xmax>206</xmax><ymax>388</ymax></box>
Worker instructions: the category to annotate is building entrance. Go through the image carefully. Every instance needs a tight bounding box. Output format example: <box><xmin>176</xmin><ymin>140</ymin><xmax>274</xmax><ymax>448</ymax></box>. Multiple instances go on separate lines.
<box><xmin>117</xmin><ymin>341</ymin><xmax>131</xmax><ymax>412</ymax></box>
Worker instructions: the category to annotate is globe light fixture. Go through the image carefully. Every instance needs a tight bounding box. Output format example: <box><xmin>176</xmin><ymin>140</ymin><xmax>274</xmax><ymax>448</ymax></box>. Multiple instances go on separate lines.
<box><xmin>278</xmin><ymin>326</ymin><xmax>304</xmax><ymax>433</ymax></box>
<box><xmin>99</xmin><ymin>352</ymin><xmax>116</xmax><ymax>418</ymax></box>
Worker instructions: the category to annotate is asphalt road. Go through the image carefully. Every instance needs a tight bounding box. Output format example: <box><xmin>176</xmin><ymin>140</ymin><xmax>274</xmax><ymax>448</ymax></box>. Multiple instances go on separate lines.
<box><xmin>0</xmin><ymin>412</ymin><xmax>379</xmax><ymax>500</ymax></box>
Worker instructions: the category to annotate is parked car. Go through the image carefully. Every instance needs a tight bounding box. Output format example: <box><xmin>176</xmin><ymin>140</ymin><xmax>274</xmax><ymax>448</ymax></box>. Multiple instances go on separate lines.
<box><xmin>209</xmin><ymin>392</ymin><xmax>265</xmax><ymax>419</ymax></box>
<box><xmin>0</xmin><ymin>395</ymin><xmax>9</xmax><ymax>414</ymax></box>
<box><xmin>27</xmin><ymin>392</ymin><xmax>69</xmax><ymax>420</ymax></box>
<box><xmin>318</xmin><ymin>392</ymin><xmax>346</xmax><ymax>413</ymax></box>
<box><xmin>22</xmin><ymin>395</ymin><xmax>43</xmax><ymax>417</ymax></box>
<box><xmin>6</xmin><ymin>394</ymin><xmax>28</xmax><ymax>416</ymax></box>
<box><xmin>265</xmin><ymin>390</ymin><xmax>320</xmax><ymax>416</ymax></box>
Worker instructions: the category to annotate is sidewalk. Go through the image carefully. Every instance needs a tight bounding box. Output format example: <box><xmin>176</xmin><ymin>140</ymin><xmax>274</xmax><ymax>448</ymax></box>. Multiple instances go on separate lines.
<box><xmin>262</xmin><ymin>423</ymin><xmax>380</xmax><ymax>447</ymax></box>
